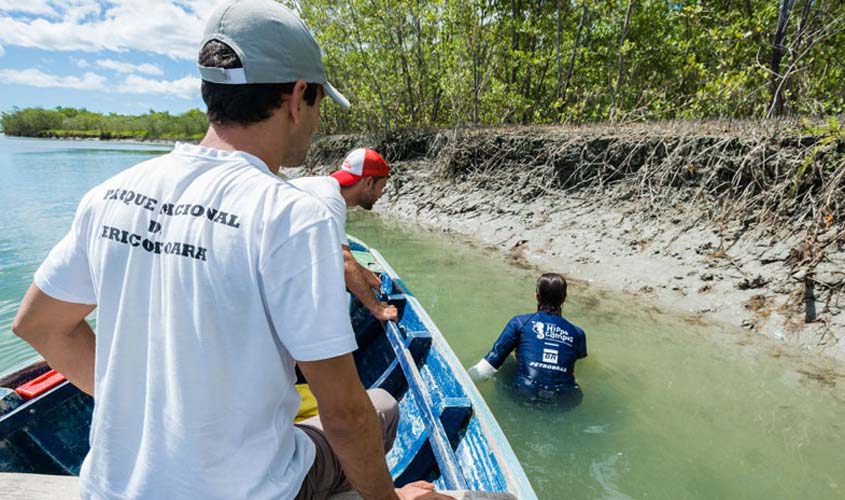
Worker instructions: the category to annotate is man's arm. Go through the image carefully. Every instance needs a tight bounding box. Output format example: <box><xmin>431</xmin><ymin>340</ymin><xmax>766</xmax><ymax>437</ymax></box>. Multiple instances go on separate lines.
<box><xmin>12</xmin><ymin>283</ymin><xmax>96</xmax><ymax>395</ymax></box>
<box><xmin>343</xmin><ymin>245</ymin><xmax>398</xmax><ymax>322</ymax></box>
<box><xmin>298</xmin><ymin>354</ymin><xmax>395</xmax><ymax>500</ymax></box>
<box><xmin>298</xmin><ymin>356</ymin><xmax>451</xmax><ymax>500</ymax></box>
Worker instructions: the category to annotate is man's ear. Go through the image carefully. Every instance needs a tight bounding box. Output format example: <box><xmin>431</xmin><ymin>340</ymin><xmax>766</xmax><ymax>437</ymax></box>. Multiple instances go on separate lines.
<box><xmin>287</xmin><ymin>80</ymin><xmax>309</xmax><ymax>125</ymax></box>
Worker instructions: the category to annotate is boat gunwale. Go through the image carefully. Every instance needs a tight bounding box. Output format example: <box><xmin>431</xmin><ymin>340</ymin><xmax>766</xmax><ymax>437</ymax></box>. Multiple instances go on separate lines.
<box><xmin>366</xmin><ymin>245</ymin><xmax>538</xmax><ymax>500</ymax></box>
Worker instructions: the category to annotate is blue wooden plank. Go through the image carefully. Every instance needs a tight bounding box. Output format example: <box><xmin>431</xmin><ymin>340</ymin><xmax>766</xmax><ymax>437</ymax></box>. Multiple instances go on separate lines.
<box><xmin>383</xmin><ymin>320</ymin><xmax>468</xmax><ymax>490</ymax></box>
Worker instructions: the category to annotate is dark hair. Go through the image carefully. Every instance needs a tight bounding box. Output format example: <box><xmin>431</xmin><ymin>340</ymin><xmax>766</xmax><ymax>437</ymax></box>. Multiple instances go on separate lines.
<box><xmin>198</xmin><ymin>40</ymin><xmax>320</xmax><ymax>125</ymax></box>
<box><xmin>536</xmin><ymin>273</ymin><xmax>567</xmax><ymax>314</ymax></box>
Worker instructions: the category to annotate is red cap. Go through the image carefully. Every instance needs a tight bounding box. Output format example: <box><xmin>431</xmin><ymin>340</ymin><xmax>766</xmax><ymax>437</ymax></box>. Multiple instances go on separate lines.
<box><xmin>330</xmin><ymin>148</ymin><xmax>390</xmax><ymax>187</ymax></box>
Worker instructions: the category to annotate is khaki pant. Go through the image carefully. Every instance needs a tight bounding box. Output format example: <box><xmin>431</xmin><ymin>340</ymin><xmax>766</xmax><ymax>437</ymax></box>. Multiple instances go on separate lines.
<box><xmin>294</xmin><ymin>389</ymin><xmax>399</xmax><ymax>500</ymax></box>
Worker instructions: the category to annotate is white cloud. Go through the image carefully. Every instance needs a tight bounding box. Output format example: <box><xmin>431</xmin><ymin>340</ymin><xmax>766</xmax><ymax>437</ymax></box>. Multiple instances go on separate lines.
<box><xmin>96</xmin><ymin>58</ymin><xmax>164</xmax><ymax>76</ymax></box>
<box><xmin>0</xmin><ymin>67</ymin><xmax>200</xmax><ymax>99</ymax></box>
<box><xmin>0</xmin><ymin>68</ymin><xmax>107</xmax><ymax>90</ymax></box>
<box><xmin>72</xmin><ymin>57</ymin><xmax>90</xmax><ymax>68</ymax></box>
<box><xmin>0</xmin><ymin>1</ymin><xmax>225</xmax><ymax>60</ymax></box>
<box><xmin>0</xmin><ymin>1</ymin><xmax>58</xmax><ymax>17</ymax></box>
<box><xmin>115</xmin><ymin>74</ymin><xmax>200</xmax><ymax>99</ymax></box>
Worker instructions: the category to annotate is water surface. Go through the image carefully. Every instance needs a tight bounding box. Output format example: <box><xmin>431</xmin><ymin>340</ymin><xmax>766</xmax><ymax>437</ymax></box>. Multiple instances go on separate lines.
<box><xmin>0</xmin><ymin>135</ymin><xmax>169</xmax><ymax>372</ymax></box>
<box><xmin>1</xmin><ymin>136</ymin><xmax>843</xmax><ymax>500</ymax></box>
<box><xmin>347</xmin><ymin>212</ymin><xmax>844</xmax><ymax>500</ymax></box>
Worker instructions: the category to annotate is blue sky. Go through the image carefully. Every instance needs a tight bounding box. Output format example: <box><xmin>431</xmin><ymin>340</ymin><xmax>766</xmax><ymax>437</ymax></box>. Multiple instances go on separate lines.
<box><xmin>0</xmin><ymin>1</ymin><xmax>233</xmax><ymax>115</ymax></box>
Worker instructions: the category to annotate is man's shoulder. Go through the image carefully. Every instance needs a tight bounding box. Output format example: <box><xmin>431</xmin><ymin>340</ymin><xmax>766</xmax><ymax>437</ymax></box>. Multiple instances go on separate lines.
<box><xmin>288</xmin><ymin>176</ymin><xmax>340</xmax><ymax>196</ymax></box>
<box><xmin>288</xmin><ymin>175</ymin><xmax>334</xmax><ymax>188</ymax></box>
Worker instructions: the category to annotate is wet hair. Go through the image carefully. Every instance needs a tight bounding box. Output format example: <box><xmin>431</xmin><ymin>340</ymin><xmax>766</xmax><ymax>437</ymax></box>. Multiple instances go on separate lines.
<box><xmin>198</xmin><ymin>40</ymin><xmax>320</xmax><ymax>125</ymax></box>
<box><xmin>536</xmin><ymin>273</ymin><xmax>567</xmax><ymax>314</ymax></box>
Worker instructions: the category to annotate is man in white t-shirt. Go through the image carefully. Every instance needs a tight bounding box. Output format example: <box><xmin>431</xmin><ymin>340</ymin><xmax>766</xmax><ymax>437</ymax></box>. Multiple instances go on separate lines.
<box><xmin>11</xmin><ymin>1</ymin><xmax>447</xmax><ymax>499</ymax></box>
<box><xmin>290</xmin><ymin>148</ymin><xmax>398</xmax><ymax>322</ymax></box>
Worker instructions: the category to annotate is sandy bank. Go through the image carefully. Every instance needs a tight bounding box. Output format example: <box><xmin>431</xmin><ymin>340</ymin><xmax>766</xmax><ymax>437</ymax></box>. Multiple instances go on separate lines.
<box><xmin>298</xmin><ymin>124</ymin><xmax>845</xmax><ymax>366</ymax></box>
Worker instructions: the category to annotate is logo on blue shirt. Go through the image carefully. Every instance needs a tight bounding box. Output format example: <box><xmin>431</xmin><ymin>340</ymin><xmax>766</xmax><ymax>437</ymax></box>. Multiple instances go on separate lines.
<box><xmin>532</xmin><ymin>321</ymin><xmax>574</xmax><ymax>344</ymax></box>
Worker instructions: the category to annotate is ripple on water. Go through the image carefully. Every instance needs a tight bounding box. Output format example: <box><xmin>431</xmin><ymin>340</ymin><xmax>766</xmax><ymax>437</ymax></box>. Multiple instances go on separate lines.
<box><xmin>590</xmin><ymin>453</ymin><xmax>634</xmax><ymax>500</ymax></box>
<box><xmin>584</xmin><ymin>425</ymin><xmax>609</xmax><ymax>434</ymax></box>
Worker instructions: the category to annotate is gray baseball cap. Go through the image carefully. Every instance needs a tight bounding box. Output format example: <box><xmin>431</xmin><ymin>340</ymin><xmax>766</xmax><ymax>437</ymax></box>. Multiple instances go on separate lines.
<box><xmin>198</xmin><ymin>0</ymin><xmax>349</xmax><ymax>108</ymax></box>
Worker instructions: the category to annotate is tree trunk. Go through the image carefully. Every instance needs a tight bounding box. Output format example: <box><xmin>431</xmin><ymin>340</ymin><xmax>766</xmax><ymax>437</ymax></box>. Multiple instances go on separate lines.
<box><xmin>413</xmin><ymin>1</ymin><xmax>427</xmax><ymax>125</ymax></box>
<box><xmin>556</xmin><ymin>0</ymin><xmax>562</xmax><ymax>103</ymax></box>
<box><xmin>394</xmin><ymin>22</ymin><xmax>418</xmax><ymax>125</ymax></box>
<box><xmin>510</xmin><ymin>0</ymin><xmax>521</xmax><ymax>86</ymax></box>
<box><xmin>562</xmin><ymin>5</ymin><xmax>588</xmax><ymax>106</ymax></box>
<box><xmin>785</xmin><ymin>0</ymin><xmax>815</xmax><ymax>109</ymax></box>
<box><xmin>768</xmin><ymin>0</ymin><xmax>796</xmax><ymax>117</ymax></box>
<box><xmin>611</xmin><ymin>0</ymin><xmax>635</xmax><ymax>121</ymax></box>
<box><xmin>347</xmin><ymin>0</ymin><xmax>391</xmax><ymax>130</ymax></box>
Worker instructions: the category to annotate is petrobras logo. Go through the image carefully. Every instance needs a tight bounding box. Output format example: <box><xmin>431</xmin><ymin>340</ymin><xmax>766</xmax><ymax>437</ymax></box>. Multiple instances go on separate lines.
<box><xmin>529</xmin><ymin>361</ymin><xmax>567</xmax><ymax>373</ymax></box>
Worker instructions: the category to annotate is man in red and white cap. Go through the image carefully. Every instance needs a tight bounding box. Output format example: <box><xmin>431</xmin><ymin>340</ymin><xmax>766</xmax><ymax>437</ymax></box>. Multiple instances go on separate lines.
<box><xmin>290</xmin><ymin>147</ymin><xmax>398</xmax><ymax>322</ymax></box>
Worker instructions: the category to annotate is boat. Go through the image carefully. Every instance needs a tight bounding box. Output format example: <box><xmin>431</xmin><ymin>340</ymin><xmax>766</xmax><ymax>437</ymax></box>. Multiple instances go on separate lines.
<box><xmin>0</xmin><ymin>237</ymin><xmax>537</xmax><ymax>498</ymax></box>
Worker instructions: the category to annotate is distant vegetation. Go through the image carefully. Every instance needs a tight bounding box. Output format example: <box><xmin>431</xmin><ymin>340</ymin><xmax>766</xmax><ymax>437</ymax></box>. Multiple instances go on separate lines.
<box><xmin>0</xmin><ymin>107</ymin><xmax>207</xmax><ymax>141</ymax></box>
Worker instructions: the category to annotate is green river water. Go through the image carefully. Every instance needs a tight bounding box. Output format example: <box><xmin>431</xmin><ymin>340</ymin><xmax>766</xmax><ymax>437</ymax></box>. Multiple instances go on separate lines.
<box><xmin>1</xmin><ymin>135</ymin><xmax>843</xmax><ymax>499</ymax></box>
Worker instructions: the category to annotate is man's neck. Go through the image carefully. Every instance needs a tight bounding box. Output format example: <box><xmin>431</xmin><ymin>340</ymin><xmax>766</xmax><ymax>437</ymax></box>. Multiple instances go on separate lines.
<box><xmin>338</xmin><ymin>184</ymin><xmax>355</xmax><ymax>208</ymax></box>
<box><xmin>200</xmin><ymin>123</ymin><xmax>286</xmax><ymax>174</ymax></box>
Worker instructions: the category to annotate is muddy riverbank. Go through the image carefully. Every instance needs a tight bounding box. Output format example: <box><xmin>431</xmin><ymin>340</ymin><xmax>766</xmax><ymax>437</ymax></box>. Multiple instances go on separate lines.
<box><xmin>292</xmin><ymin>123</ymin><xmax>845</xmax><ymax>364</ymax></box>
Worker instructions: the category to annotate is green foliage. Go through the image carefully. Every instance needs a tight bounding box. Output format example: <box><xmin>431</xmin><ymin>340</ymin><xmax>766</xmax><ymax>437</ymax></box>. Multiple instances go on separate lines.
<box><xmin>1</xmin><ymin>107</ymin><xmax>208</xmax><ymax>140</ymax></box>
<box><xmin>797</xmin><ymin>116</ymin><xmax>845</xmax><ymax>184</ymax></box>
<box><xmin>283</xmin><ymin>0</ymin><xmax>845</xmax><ymax>131</ymax></box>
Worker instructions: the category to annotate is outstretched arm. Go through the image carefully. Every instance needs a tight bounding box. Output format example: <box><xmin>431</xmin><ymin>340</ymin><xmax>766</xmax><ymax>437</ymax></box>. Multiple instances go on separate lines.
<box><xmin>13</xmin><ymin>283</ymin><xmax>96</xmax><ymax>395</ymax></box>
<box><xmin>468</xmin><ymin>317</ymin><xmax>521</xmax><ymax>383</ymax></box>
<box><xmin>343</xmin><ymin>245</ymin><xmax>398</xmax><ymax>322</ymax></box>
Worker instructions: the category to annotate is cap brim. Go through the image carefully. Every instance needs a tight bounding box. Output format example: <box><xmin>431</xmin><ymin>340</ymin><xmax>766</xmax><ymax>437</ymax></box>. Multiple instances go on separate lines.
<box><xmin>322</xmin><ymin>81</ymin><xmax>350</xmax><ymax>108</ymax></box>
<box><xmin>331</xmin><ymin>170</ymin><xmax>362</xmax><ymax>186</ymax></box>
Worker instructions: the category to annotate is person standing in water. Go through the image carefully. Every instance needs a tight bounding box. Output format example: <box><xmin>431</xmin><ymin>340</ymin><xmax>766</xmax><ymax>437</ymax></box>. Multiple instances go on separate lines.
<box><xmin>468</xmin><ymin>273</ymin><xmax>587</xmax><ymax>403</ymax></box>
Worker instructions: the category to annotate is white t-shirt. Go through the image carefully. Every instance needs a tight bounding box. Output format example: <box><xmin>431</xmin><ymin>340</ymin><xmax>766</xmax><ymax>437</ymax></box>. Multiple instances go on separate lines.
<box><xmin>288</xmin><ymin>176</ymin><xmax>349</xmax><ymax>246</ymax></box>
<box><xmin>34</xmin><ymin>143</ymin><xmax>356</xmax><ymax>500</ymax></box>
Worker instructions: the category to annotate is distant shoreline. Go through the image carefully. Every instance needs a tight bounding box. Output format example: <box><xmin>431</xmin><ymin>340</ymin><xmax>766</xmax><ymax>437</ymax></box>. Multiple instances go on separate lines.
<box><xmin>0</xmin><ymin>107</ymin><xmax>207</xmax><ymax>144</ymax></box>
<box><xmin>0</xmin><ymin>133</ymin><xmax>183</xmax><ymax>147</ymax></box>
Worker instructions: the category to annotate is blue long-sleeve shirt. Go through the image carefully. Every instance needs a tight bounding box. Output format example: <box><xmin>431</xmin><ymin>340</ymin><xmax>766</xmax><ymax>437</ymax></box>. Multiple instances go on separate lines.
<box><xmin>484</xmin><ymin>312</ymin><xmax>587</xmax><ymax>391</ymax></box>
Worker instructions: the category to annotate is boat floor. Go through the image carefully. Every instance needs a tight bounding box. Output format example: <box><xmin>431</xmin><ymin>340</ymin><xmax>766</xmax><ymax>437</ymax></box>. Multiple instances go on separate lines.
<box><xmin>0</xmin><ymin>473</ymin><xmax>516</xmax><ymax>500</ymax></box>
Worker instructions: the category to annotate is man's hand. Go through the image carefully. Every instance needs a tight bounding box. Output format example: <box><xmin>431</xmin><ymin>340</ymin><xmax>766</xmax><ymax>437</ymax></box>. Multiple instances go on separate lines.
<box><xmin>344</xmin><ymin>246</ymin><xmax>397</xmax><ymax>322</ymax></box>
<box><xmin>371</xmin><ymin>302</ymin><xmax>399</xmax><ymax>322</ymax></box>
<box><xmin>396</xmin><ymin>481</ymin><xmax>455</xmax><ymax>500</ymax></box>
